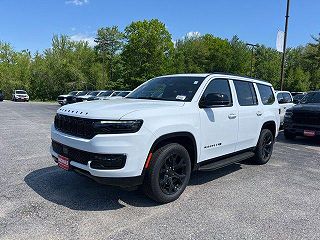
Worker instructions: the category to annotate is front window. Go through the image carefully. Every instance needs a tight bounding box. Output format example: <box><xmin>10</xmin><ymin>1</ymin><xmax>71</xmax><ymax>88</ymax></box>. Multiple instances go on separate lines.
<box><xmin>68</xmin><ymin>91</ymin><xmax>78</xmax><ymax>96</ymax></box>
<box><xmin>300</xmin><ymin>92</ymin><xmax>320</xmax><ymax>104</ymax></box>
<box><xmin>89</xmin><ymin>91</ymin><xmax>101</xmax><ymax>96</ymax></box>
<box><xmin>77</xmin><ymin>91</ymin><xmax>89</xmax><ymax>96</ymax></box>
<box><xmin>127</xmin><ymin>76</ymin><xmax>206</xmax><ymax>102</ymax></box>
<box><xmin>118</xmin><ymin>91</ymin><xmax>130</xmax><ymax>97</ymax></box>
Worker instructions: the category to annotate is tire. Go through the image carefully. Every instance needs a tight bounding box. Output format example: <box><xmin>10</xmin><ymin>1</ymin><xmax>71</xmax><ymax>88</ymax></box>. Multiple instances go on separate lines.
<box><xmin>284</xmin><ymin>130</ymin><xmax>296</xmax><ymax>140</ymax></box>
<box><xmin>253</xmin><ymin>129</ymin><xmax>274</xmax><ymax>165</ymax></box>
<box><xmin>143</xmin><ymin>143</ymin><xmax>191</xmax><ymax>203</ymax></box>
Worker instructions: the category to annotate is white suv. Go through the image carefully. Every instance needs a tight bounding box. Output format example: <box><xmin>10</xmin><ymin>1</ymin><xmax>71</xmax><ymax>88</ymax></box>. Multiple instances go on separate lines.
<box><xmin>275</xmin><ymin>91</ymin><xmax>294</xmax><ymax>125</ymax></box>
<box><xmin>12</xmin><ymin>90</ymin><xmax>29</xmax><ymax>102</ymax></box>
<box><xmin>51</xmin><ymin>73</ymin><xmax>280</xmax><ymax>203</ymax></box>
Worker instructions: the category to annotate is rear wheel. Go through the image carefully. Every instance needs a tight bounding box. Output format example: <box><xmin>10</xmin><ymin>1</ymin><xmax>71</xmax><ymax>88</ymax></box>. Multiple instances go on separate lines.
<box><xmin>143</xmin><ymin>143</ymin><xmax>191</xmax><ymax>203</ymax></box>
<box><xmin>253</xmin><ymin>129</ymin><xmax>274</xmax><ymax>165</ymax></box>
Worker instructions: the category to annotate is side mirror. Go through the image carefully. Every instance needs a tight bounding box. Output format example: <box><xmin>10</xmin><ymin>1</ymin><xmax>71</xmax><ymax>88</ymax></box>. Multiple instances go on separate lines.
<box><xmin>278</xmin><ymin>98</ymin><xmax>286</xmax><ymax>104</ymax></box>
<box><xmin>199</xmin><ymin>93</ymin><xmax>230</xmax><ymax>108</ymax></box>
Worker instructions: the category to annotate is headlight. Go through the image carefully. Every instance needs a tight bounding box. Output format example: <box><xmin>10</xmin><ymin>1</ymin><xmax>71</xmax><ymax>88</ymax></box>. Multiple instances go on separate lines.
<box><xmin>284</xmin><ymin>111</ymin><xmax>293</xmax><ymax>118</ymax></box>
<box><xmin>93</xmin><ymin>120</ymin><xmax>143</xmax><ymax>134</ymax></box>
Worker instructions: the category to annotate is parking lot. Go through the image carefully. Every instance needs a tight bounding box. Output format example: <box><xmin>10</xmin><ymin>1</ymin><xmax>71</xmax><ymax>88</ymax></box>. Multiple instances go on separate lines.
<box><xmin>0</xmin><ymin>101</ymin><xmax>319</xmax><ymax>240</ymax></box>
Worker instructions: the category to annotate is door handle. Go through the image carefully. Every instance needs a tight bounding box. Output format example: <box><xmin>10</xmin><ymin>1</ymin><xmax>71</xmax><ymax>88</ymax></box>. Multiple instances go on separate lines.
<box><xmin>256</xmin><ymin>111</ymin><xmax>263</xmax><ymax>116</ymax></box>
<box><xmin>228</xmin><ymin>113</ymin><xmax>237</xmax><ymax>119</ymax></box>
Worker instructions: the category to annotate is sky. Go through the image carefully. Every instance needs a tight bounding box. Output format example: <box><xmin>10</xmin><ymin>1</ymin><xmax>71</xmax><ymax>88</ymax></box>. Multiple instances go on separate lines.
<box><xmin>0</xmin><ymin>0</ymin><xmax>319</xmax><ymax>53</ymax></box>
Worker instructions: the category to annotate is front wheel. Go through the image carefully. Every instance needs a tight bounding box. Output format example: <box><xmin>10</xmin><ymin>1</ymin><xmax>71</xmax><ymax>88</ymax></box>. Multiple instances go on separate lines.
<box><xmin>253</xmin><ymin>129</ymin><xmax>274</xmax><ymax>165</ymax></box>
<box><xmin>143</xmin><ymin>143</ymin><xmax>191</xmax><ymax>203</ymax></box>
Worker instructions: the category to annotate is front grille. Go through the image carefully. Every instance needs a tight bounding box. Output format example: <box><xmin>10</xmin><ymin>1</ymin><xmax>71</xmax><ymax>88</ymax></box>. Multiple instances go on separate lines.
<box><xmin>76</xmin><ymin>97</ymin><xmax>84</xmax><ymax>102</ymax></box>
<box><xmin>58</xmin><ymin>96</ymin><xmax>65</xmax><ymax>100</ymax></box>
<box><xmin>52</xmin><ymin>141</ymin><xmax>126</xmax><ymax>169</ymax></box>
<box><xmin>54</xmin><ymin>114</ymin><xmax>95</xmax><ymax>139</ymax></box>
<box><xmin>293</xmin><ymin>112</ymin><xmax>320</xmax><ymax>125</ymax></box>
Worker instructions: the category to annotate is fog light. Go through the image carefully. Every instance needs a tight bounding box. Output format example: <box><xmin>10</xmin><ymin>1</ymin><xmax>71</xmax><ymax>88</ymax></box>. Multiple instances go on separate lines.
<box><xmin>90</xmin><ymin>154</ymin><xmax>126</xmax><ymax>169</ymax></box>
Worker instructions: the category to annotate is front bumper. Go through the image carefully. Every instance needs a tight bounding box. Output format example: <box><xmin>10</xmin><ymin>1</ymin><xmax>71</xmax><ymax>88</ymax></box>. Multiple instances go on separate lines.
<box><xmin>50</xmin><ymin>124</ymin><xmax>153</xmax><ymax>179</ymax></box>
<box><xmin>284</xmin><ymin>120</ymin><xmax>320</xmax><ymax>137</ymax></box>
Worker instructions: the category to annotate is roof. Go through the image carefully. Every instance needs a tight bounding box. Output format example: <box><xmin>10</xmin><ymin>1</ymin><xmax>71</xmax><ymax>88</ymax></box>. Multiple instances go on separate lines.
<box><xmin>157</xmin><ymin>73</ymin><xmax>272</xmax><ymax>86</ymax></box>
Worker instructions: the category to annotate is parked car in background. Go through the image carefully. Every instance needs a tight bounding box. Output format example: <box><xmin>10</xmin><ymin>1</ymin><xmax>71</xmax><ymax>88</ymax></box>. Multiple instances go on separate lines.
<box><xmin>57</xmin><ymin>91</ymin><xmax>81</xmax><ymax>105</ymax></box>
<box><xmin>95</xmin><ymin>90</ymin><xmax>114</xmax><ymax>100</ymax></box>
<box><xmin>75</xmin><ymin>91</ymin><xmax>96</xmax><ymax>102</ymax></box>
<box><xmin>293</xmin><ymin>93</ymin><xmax>307</xmax><ymax>104</ymax></box>
<box><xmin>284</xmin><ymin>91</ymin><xmax>320</xmax><ymax>139</ymax></box>
<box><xmin>0</xmin><ymin>90</ymin><xmax>4</xmax><ymax>101</ymax></box>
<box><xmin>12</xmin><ymin>90</ymin><xmax>29</xmax><ymax>102</ymax></box>
<box><xmin>86</xmin><ymin>91</ymin><xmax>109</xmax><ymax>101</ymax></box>
<box><xmin>114</xmin><ymin>91</ymin><xmax>131</xmax><ymax>98</ymax></box>
<box><xmin>51</xmin><ymin>73</ymin><xmax>280</xmax><ymax>203</ymax></box>
<box><xmin>276</xmin><ymin>91</ymin><xmax>294</xmax><ymax>126</ymax></box>
<box><xmin>291</xmin><ymin>91</ymin><xmax>306</xmax><ymax>97</ymax></box>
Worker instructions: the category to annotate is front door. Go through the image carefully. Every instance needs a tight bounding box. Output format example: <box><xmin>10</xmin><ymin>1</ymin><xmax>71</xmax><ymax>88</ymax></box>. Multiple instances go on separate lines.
<box><xmin>199</xmin><ymin>79</ymin><xmax>239</xmax><ymax>162</ymax></box>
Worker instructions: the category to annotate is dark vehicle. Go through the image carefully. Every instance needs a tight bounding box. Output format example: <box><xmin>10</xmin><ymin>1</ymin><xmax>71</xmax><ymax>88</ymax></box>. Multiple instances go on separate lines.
<box><xmin>57</xmin><ymin>91</ymin><xmax>81</xmax><ymax>105</ymax></box>
<box><xmin>284</xmin><ymin>91</ymin><xmax>320</xmax><ymax>139</ymax></box>
<box><xmin>293</xmin><ymin>93</ymin><xmax>306</xmax><ymax>104</ymax></box>
<box><xmin>0</xmin><ymin>90</ymin><xmax>4</xmax><ymax>101</ymax></box>
<box><xmin>86</xmin><ymin>91</ymin><xmax>108</xmax><ymax>101</ymax></box>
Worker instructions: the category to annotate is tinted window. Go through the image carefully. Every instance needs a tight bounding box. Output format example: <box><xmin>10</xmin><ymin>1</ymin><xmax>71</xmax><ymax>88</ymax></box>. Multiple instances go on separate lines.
<box><xmin>301</xmin><ymin>92</ymin><xmax>320</xmax><ymax>104</ymax></box>
<box><xmin>201</xmin><ymin>79</ymin><xmax>232</xmax><ymax>106</ymax></box>
<box><xmin>282</xmin><ymin>92</ymin><xmax>292</xmax><ymax>103</ymax></box>
<box><xmin>233</xmin><ymin>80</ymin><xmax>258</xmax><ymax>106</ymax></box>
<box><xmin>276</xmin><ymin>93</ymin><xmax>283</xmax><ymax>102</ymax></box>
<box><xmin>16</xmin><ymin>90</ymin><xmax>27</xmax><ymax>94</ymax></box>
<box><xmin>127</xmin><ymin>76</ymin><xmax>206</xmax><ymax>102</ymax></box>
<box><xmin>257</xmin><ymin>84</ymin><xmax>275</xmax><ymax>105</ymax></box>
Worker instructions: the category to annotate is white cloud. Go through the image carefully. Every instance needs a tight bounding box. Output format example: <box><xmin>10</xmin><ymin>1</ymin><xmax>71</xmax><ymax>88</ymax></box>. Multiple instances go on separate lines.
<box><xmin>65</xmin><ymin>0</ymin><xmax>89</xmax><ymax>6</ymax></box>
<box><xmin>70</xmin><ymin>34</ymin><xmax>96</xmax><ymax>47</ymax></box>
<box><xmin>185</xmin><ymin>31</ymin><xmax>201</xmax><ymax>38</ymax></box>
<box><xmin>71</xmin><ymin>27</ymin><xmax>76</xmax><ymax>31</ymax></box>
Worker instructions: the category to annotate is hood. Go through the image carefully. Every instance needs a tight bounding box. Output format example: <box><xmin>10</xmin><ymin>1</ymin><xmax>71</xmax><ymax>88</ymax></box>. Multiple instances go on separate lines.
<box><xmin>57</xmin><ymin>98</ymin><xmax>185</xmax><ymax>120</ymax></box>
<box><xmin>290</xmin><ymin>103</ymin><xmax>320</xmax><ymax>113</ymax></box>
<box><xmin>58</xmin><ymin>94</ymin><xmax>69</xmax><ymax>98</ymax></box>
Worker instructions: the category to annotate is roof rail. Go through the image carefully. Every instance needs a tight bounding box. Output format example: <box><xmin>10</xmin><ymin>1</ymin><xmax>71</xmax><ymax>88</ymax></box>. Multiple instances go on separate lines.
<box><xmin>211</xmin><ymin>72</ymin><xmax>269</xmax><ymax>83</ymax></box>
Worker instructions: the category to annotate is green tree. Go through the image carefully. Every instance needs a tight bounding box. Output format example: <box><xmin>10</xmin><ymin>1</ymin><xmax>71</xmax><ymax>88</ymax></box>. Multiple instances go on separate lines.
<box><xmin>122</xmin><ymin>19</ymin><xmax>174</xmax><ymax>88</ymax></box>
<box><xmin>95</xmin><ymin>26</ymin><xmax>124</xmax><ymax>85</ymax></box>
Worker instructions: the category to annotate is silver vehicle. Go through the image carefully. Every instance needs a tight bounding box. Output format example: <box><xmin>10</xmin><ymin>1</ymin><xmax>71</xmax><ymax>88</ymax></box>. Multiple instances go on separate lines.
<box><xmin>12</xmin><ymin>90</ymin><xmax>29</xmax><ymax>102</ymax></box>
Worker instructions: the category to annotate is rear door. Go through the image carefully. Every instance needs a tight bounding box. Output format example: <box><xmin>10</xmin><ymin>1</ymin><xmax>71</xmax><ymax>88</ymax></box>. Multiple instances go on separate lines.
<box><xmin>232</xmin><ymin>80</ymin><xmax>262</xmax><ymax>151</ymax></box>
<box><xmin>199</xmin><ymin>79</ymin><xmax>239</xmax><ymax>161</ymax></box>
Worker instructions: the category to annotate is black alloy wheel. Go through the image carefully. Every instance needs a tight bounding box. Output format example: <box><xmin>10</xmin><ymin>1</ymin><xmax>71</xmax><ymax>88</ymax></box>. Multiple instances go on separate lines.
<box><xmin>159</xmin><ymin>153</ymin><xmax>187</xmax><ymax>195</ymax></box>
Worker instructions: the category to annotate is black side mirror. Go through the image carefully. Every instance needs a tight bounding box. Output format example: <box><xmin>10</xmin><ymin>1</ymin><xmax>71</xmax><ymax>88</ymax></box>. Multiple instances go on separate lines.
<box><xmin>278</xmin><ymin>98</ymin><xmax>286</xmax><ymax>104</ymax></box>
<box><xmin>199</xmin><ymin>93</ymin><xmax>230</xmax><ymax>108</ymax></box>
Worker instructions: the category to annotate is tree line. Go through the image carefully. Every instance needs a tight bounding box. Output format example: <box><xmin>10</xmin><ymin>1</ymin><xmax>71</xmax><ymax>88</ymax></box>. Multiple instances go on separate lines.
<box><xmin>0</xmin><ymin>19</ymin><xmax>319</xmax><ymax>100</ymax></box>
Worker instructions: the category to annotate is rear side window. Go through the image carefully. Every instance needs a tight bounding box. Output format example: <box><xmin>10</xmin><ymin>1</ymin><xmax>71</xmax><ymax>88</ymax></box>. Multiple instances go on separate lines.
<box><xmin>233</xmin><ymin>80</ymin><xmax>258</xmax><ymax>106</ymax></box>
<box><xmin>257</xmin><ymin>84</ymin><xmax>275</xmax><ymax>105</ymax></box>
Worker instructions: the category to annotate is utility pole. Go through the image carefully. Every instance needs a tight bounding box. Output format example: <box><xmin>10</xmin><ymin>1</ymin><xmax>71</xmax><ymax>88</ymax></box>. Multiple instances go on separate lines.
<box><xmin>280</xmin><ymin>0</ymin><xmax>290</xmax><ymax>90</ymax></box>
<box><xmin>246</xmin><ymin>43</ymin><xmax>258</xmax><ymax>77</ymax></box>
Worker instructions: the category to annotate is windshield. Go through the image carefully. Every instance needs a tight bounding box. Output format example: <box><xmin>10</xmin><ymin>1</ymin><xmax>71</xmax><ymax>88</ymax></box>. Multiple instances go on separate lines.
<box><xmin>300</xmin><ymin>92</ymin><xmax>320</xmax><ymax>104</ymax></box>
<box><xmin>293</xmin><ymin>94</ymin><xmax>305</xmax><ymax>101</ymax></box>
<box><xmin>16</xmin><ymin>90</ymin><xmax>27</xmax><ymax>94</ymax></box>
<box><xmin>127</xmin><ymin>76</ymin><xmax>206</xmax><ymax>102</ymax></box>
<box><xmin>68</xmin><ymin>91</ymin><xmax>78</xmax><ymax>96</ymax></box>
<box><xmin>100</xmin><ymin>91</ymin><xmax>113</xmax><ymax>97</ymax></box>
<box><xmin>111</xmin><ymin>91</ymin><xmax>121</xmax><ymax>97</ymax></box>
<box><xmin>77</xmin><ymin>91</ymin><xmax>89</xmax><ymax>96</ymax></box>
<box><xmin>118</xmin><ymin>91</ymin><xmax>130</xmax><ymax>97</ymax></box>
<box><xmin>89</xmin><ymin>91</ymin><xmax>101</xmax><ymax>96</ymax></box>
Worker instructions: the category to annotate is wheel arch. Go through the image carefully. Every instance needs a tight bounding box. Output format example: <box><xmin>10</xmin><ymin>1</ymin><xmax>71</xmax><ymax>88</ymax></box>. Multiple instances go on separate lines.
<box><xmin>261</xmin><ymin>120</ymin><xmax>276</xmax><ymax>138</ymax></box>
<box><xmin>147</xmin><ymin>132</ymin><xmax>198</xmax><ymax>171</ymax></box>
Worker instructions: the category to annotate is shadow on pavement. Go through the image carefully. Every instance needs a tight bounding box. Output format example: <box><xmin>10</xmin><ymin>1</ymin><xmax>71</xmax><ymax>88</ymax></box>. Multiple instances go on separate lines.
<box><xmin>25</xmin><ymin>163</ymin><xmax>242</xmax><ymax>210</ymax></box>
<box><xmin>189</xmin><ymin>163</ymin><xmax>242</xmax><ymax>185</ymax></box>
<box><xmin>24</xmin><ymin>166</ymin><xmax>157</xmax><ymax>211</ymax></box>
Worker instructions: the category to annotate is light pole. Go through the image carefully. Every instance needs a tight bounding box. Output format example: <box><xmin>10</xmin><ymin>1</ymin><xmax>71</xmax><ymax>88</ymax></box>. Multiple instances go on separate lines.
<box><xmin>246</xmin><ymin>43</ymin><xmax>258</xmax><ymax>77</ymax></box>
<box><xmin>280</xmin><ymin>0</ymin><xmax>290</xmax><ymax>90</ymax></box>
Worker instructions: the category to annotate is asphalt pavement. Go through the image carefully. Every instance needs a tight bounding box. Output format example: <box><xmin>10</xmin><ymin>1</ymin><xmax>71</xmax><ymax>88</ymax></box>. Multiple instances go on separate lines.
<box><xmin>0</xmin><ymin>101</ymin><xmax>319</xmax><ymax>240</ymax></box>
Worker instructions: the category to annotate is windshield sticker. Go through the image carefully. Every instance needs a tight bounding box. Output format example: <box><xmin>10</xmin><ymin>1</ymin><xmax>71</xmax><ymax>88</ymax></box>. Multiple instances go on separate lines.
<box><xmin>176</xmin><ymin>95</ymin><xmax>186</xmax><ymax>100</ymax></box>
<box><xmin>193</xmin><ymin>81</ymin><xmax>199</xmax><ymax>84</ymax></box>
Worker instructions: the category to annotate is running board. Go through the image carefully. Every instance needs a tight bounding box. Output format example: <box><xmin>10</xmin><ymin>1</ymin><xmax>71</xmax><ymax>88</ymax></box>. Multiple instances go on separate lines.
<box><xmin>198</xmin><ymin>151</ymin><xmax>255</xmax><ymax>171</ymax></box>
